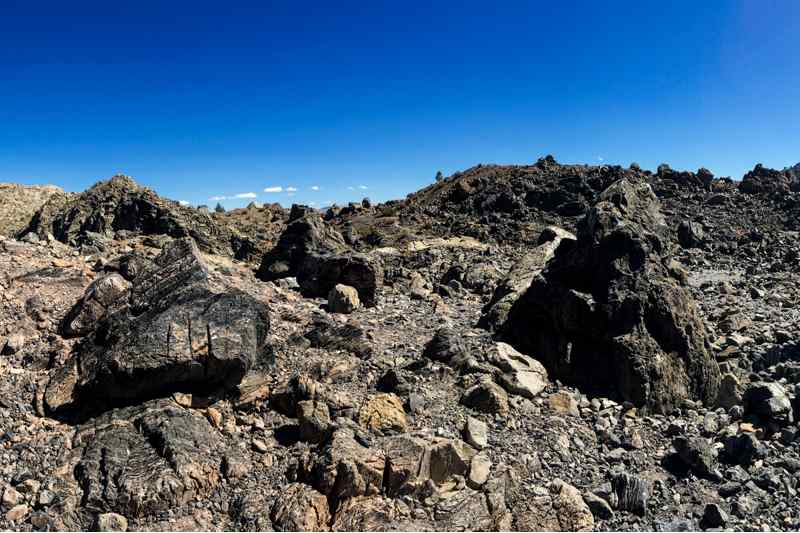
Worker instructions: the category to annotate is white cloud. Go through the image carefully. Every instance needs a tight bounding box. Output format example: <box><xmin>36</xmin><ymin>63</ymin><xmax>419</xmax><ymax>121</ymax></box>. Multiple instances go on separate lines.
<box><xmin>358</xmin><ymin>185</ymin><xmax>368</xmax><ymax>190</ymax></box>
<box><xmin>178</xmin><ymin>200</ymin><xmax>190</xmax><ymax>206</ymax></box>
<box><xmin>263</xmin><ymin>186</ymin><xmax>283</xmax><ymax>193</ymax></box>
<box><xmin>209</xmin><ymin>195</ymin><xmax>227</xmax><ymax>201</ymax></box>
<box><xmin>310</xmin><ymin>185</ymin><xmax>320</xmax><ymax>191</ymax></box>
<box><xmin>286</xmin><ymin>186</ymin><xmax>298</xmax><ymax>192</ymax></box>
<box><xmin>597</xmin><ymin>156</ymin><xmax>604</xmax><ymax>162</ymax></box>
<box><xmin>234</xmin><ymin>192</ymin><xmax>257</xmax><ymax>199</ymax></box>
<box><xmin>347</xmin><ymin>186</ymin><xmax>355</xmax><ymax>191</ymax></box>
<box><xmin>309</xmin><ymin>201</ymin><xmax>316</xmax><ymax>206</ymax></box>
<box><xmin>287</xmin><ymin>192</ymin><xmax>296</xmax><ymax>197</ymax></box>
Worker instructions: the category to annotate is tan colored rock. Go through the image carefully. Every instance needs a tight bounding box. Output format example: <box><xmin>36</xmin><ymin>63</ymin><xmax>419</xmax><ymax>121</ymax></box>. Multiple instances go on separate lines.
<box><xmin>1</xmin><ymin>487</ymin><xmax>21</xmax><ymax>510</ymax></box>
<box><xmin>95</xmin><ymin>512</ymin><xmax>129</xmax><ymax>532</ymax></box>
<box><xmin>549</xmin><ymin>479</ymin><xmax>594</xmax><ymax>531</ymax></box>
<box><xmin>358</xmin><ymin>393</ymin><xmax>407</xmax><ymax>434</ymax></box>
<box><xmin>468</xmin><ymin>452</ymin><xmax>492</xmax><ymax>488</ymax></box>
<box><xmin>548</xmin><ymin>391</ymin><xmax>580</xmax><ymax>416</ymax></box>
<box><xmin>270</xmin><ymin>483</ymin><xmax>331</xmax><ymax>532</ymax></box>
<box><xmin>328</xmin><ymin>284</ymin><xmax>360</xmax><ymax>313</ymax></box>
<box><xmin>5</xmin><ymin>504</ymin><xmax>29</xmax><ymax>523</ymax></box>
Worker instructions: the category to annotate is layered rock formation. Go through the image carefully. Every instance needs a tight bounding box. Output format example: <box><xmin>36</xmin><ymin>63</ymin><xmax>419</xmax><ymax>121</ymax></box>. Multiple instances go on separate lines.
<box><xmin>499</xmin><ymin>179</ymin><xmax>721</xmax><ymax>413</ymax></box>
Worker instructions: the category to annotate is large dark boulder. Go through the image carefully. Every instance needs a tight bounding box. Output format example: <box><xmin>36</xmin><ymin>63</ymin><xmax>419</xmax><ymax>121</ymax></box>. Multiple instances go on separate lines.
<box><xmin>479</xmin><ymin>226</ymin><xmax>575</xmax><ymax>332</ymax></box>
<box><xmin>296</xmin><ymin>252</ymin><xmax>384</xmax><ymax>307</ymax></box>
<box><xmin>256</xmin><ymin>207</ymin><xmax>347</xmax><ymax>281</ymax></box>
<box><xmin>44</xmin><ymin>238</ymin><xmax>270</xmax><ymax>416</ymax></box>
<box><xmin>498</xmin><ymin>179</ymin><xmax>720</xmax><ymax>413</ymax></box>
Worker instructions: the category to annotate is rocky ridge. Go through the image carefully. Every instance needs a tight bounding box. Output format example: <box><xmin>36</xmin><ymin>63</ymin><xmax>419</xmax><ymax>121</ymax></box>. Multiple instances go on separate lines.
<box><xmin>1</xmin><ymin>158</ymin><xmax>800</xmax><ymax>531</ymax></box>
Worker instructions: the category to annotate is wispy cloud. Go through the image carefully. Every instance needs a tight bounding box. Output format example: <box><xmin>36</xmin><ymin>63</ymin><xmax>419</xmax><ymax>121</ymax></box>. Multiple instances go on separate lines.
<box><xmin>597</xmin><ymin>156</ymin><xmax>604</xmax><ymax>162</ymax></box>
<box><xmin>178</xmin><ymin>200</ymin><xmax>190</xmax><ymax>206</ymax></box>
<box><xmin>310</xmin><ymin>185</ymin><xmax>320</xmax><ymax>191</ymax></box>
<box><xmin>234</xmin><ymin>192</ymin><xmax>257</xmax><ymax>199</ymax></box>
<box><xmin>358</xmin><ymin>185</ymin><xmax>368</xmax><ymax>190</ymax></box>
<box><xmin>309</xmin><ymin>201</ymin><xmax>317</xmax><ymax>206</ymax></box>
<box><xmin>263</xmin><ymin>186</ymin><xmax>283</xmax><ymax>193</ymax></box>
<box><xmin>209</xmin><ymin>195</ymin><xmax>226</xmax><ymax>201</ymax></box>
<box><xmin>286</xmin><ymin>186</ymin><xmax>298</xmax><ymax>192</ymax></box>
<box><xmin>347</xmin><ymin>186</ymin><xmax>355</xmax><ymax>191</ymax></box>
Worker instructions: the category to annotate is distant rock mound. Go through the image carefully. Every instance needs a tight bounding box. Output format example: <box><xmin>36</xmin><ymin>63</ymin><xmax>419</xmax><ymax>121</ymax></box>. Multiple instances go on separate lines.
<box><xmin>498</xmin><ymin>178</ymin><xmax>721</xmax><ymax>413</ymax></box>
<box><xmin>0</xmin><ymin>182</ymin><xmax>66</xmax><ymax>237</ymax></box>
<box><xmin>23</xmin><ymin>174</ymin><xmax>258</xmax><ymax>260</ymax></box>
<box><xmin>739</xmin><ymin>164</ymin><xmax>800</xmax><ymax>195</ymax></box>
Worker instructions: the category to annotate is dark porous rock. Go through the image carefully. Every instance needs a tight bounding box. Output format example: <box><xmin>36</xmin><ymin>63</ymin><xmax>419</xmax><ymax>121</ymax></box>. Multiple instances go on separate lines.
<box><xmin>460</xmin><ymin>376</ymin><xmax>509</xmax><ymax>417</ymax></box>
<box><xmin>671</xmin><ymin>436</ymin><xmax>722</xmax><ymax>481</ymax></box>
<box><xmin>479</xmin><ymin>226</ymin><xmax>575</xmax><ymax>332</ymax></box>
<box><xmin>739</xmin><ymin>163</ymin><xmax>800</xmax><ymax>195</ymax></box>
<box><xmin>297</xmin><ymin>252</ymin><xmax>383</xmax><ymax>307</ymax></box>
<box><xmin>256</xmin><ymin>208</ymin><xmax>347</xmax><ymax>281</ymax></box>
<box><xmin>700</xmin><ymin>503</ymin><xmax>728</xmax><ymax>529</ymax></box>
<box><xmin>612</xmin><ymin>472</ymin><xmax>649</xmax><ymax>516</ymax></box>
<box><xmin>269</xmin><ymin>482</ymin><xmax>331</xmax><ymax>532</ymax></box>
<box><xmin>44</xmin><ymin>239</ymin><xmax>270</xmax><ymax>416</ymax></box>
<box><xmin>723</xmin><ymin>433</ymin><xmax>768</xmax><ymax>466</ymax></box>
<box><xmin>72</xmin><ymin>398</ymin><xmax>224</xmax><ymax>517</ymax></box>
<box><xmin>743</xmin><ymin>382</ymin><xmax>793</xmax><ymax>426</ymax></box>
<box><xmin>499</xmin><ymin>178</ymin><xmax>720</xmax><ymax>414</ymax></box>
<box><xmin>677</xmin><ymin>220</ymin><xmax>705</xmax><ymax>249</ymax></box>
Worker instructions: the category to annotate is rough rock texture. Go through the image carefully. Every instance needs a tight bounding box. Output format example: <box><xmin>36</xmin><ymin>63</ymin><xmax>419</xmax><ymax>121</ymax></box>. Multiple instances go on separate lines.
<box><xmin>0</xmin><ymin>183</ymin><xmax>65</xmax><ymax>237</ymax></box>
<box><xmin>72</xmin><ymin>398</ymin><xmax>224</xmax><ymax>517</ymax></box>
<box><xmin>297</xmin><ymin>253</ymin><xmax>384</xmax><ymax>307</ymax></box>
<box><xmin>256</xmin><ymin>207</ymin><xmax>348</xmax><ymax>281</ymax></box>
<box><xmin>499</xmin><ymin>179</ymin><xmax>721</xmax><ymax>413</ymax></box>
<box><xmin>44</xmin><ymin>238</ymin><xmax>270</xmax><ymax>416</ymax></box>
<box><xmin>328</xmin><ymin>284</ymin><xmax>361</xmax><ymax>314</ymax></box>
<box><xmin>479</xmin><ymin>226</ymin><xmax>575</xmax><ymax>332</ymax></box>
<box><xmin>24</xmin><ymin>175</ymin><xmax>257</xmax><ymax>259</ymax></box>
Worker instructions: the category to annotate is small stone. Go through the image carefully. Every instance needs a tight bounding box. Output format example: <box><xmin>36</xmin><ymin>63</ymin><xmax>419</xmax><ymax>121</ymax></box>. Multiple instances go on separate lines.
<box><xmin>2</xmin><ymin>487</ymin><xmax>21</xmax><ymax>510</ymax></box>
<box><xmin>468</xmin><ymin>453</ymin><xmax>491</xmax><ymax>488</ymax></box>
<box><xmin>460</xmin><ymin>377</ymin><xmax>509</xmax><ymax>417</ymax></box>
<box><xmin>1</xmin><ymin>333</ymin><xmax>25</xmax><ymax>355</ymax></box>
<box><xmin>328</xmin><ymin>284</ymin><xmax>360</xmax><ymax>313</ymax></box>
<box><xmin>206</xmin><ymin>407</ymin><xmax>223</xmax><ymax>428</ymax></box>
<box><xmin>463</xmin><ymin>416</ymin><xmax>488</xmax><ymax>450</ymax></box>
<box><xmin>701</xmin><ymin>503</ymin><xmax>728</xmax><ymax>529</ymax></box>
<box><xmin>5</xmin><ymin>504</ymin><xmax>29</xmax><ymax>522</ymax></box>
<box><xmin>95</xmin><ymin>512</ymin><xmax>129</xmax><ymax>532</ymax></box>
<box><xmin>583</xmin><ymin>492</ymin><xmax>613</xmax><ymax>520</ymax></box>
<box><xmin>252</xmin><ymin>439</ymin><xmax>269</xmax><ymax>453</ymax></box>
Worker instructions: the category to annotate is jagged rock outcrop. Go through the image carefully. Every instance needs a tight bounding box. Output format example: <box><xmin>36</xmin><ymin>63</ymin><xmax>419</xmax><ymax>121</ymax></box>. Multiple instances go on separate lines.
<box><xmin>739</xmin><ymin>164</ymin><xmax>800</xmax><ymax>195</ymax></box>
<box><xmin>479</xmin><ymin>226</ymin><xmax>575</xmax><ymax>332</ymax></box>
<box><xmin>256</xmin><ymin>206</ymin><xmax>348</xmax><ymax>281</ymax></box>
<box><xmin>60</xmin><ymin>273</ymin><xmax>130</xmax><ymax>337</ymax></box>
<box><xmin>44</xmin><ymin>238</ymin><xmax>270</xmax><ymax>416</ymax></box>
<box><xmin>297</xmin><ymin>252</ymin><xmax>384</xmax><ymax>307</ymax></box>
<box><xmin>72</xmin><ymin>398</ymin><xmax>224</xmax><ymax>517</ymax></box>
<box><xmin>499</xmin><ymin>178</ymin><xmax>720</xmax><ymax>413</ymax></box>
<box><xmin>23</xmin><ymin>175</ymin><xmax>257</xmax><ymax>259</ymax></box>
<box><xmin>0</xmin><ymin>182</ymin><xmax>65</xmax><ymax>237</ymax></box>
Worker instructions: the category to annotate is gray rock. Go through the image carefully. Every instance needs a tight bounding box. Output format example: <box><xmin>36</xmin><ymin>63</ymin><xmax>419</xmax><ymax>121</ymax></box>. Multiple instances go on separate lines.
<box><xmin>701</xmin><ymin>503</ymin><xmax>728</xmax><ymax>529</ymax></box>
<box><xmin>327</xmin><ymin>283</ymin><xmax>360</xmax><ymax>313</ymax></box>
<box><xmin>743</xmin><ymin>381</ymin><xmax>793</xmax><ymax>425</ymax></box>
<box><xmin>612</xmin><ymin>472</ymin><xmax>649</xmax><ymax>516</ymax></box>
<box><xmin>463</xmin><ymin>416</ymin><xmax>488</xmax><ymax>450</ymax></box>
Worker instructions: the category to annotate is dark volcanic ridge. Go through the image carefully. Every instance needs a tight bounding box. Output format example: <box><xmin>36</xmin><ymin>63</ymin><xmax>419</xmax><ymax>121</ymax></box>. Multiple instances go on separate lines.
<box><xmin>1</xmin><ymin>157</ymin><xmax>800</xmax><ymax>531</ymax></box>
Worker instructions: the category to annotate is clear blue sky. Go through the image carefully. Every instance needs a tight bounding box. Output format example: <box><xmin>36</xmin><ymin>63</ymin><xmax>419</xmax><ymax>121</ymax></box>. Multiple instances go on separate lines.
<box><xmin>1</xmin><ymin>1</ymin><xmax>798</xmax><ymax>207</ymax></box>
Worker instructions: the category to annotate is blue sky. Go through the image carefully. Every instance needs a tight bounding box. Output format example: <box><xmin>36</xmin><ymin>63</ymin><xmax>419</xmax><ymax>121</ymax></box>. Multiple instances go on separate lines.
<box><xmin>1</xmin><ymin>1</ymin><xmax>799</xmax><ymax>207</ymax></box>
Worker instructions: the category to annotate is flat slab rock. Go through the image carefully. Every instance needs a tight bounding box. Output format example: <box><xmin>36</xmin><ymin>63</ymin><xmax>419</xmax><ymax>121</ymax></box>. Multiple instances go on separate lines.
<box><xmin>45</xmin><ymin>238</ymin><xmax>270</xmax><ymax>415</ymax></box>
<box><xmin>71</xmin><ymin>398</ymin><xmax>224</xmax><ymax>517</ymax></box>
